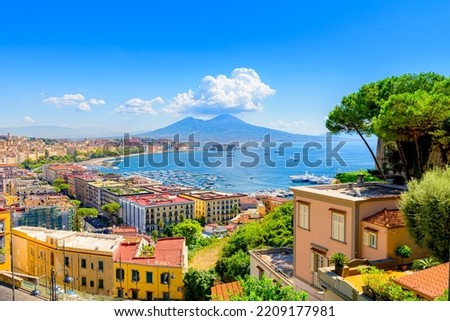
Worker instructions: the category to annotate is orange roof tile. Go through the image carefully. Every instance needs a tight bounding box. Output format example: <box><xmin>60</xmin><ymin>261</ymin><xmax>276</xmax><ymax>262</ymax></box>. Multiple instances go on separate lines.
<box><xmin>363</xmin><ymin>208</ymin><xmax>405</xmax><ymax>228</ymax></box>
<box><xmin>211</xmin><ymin>281</ymin><xmax>242</xmax><ymax>301</ymax></box>
<box><xmin>394</xmin><ymin>262</ymin><xmax>449</xmax><ymax>300</ymax></box>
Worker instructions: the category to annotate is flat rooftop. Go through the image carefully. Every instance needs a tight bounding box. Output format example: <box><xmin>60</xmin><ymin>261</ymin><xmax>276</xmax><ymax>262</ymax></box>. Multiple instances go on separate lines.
<box><xmin>291</xmin><ymin>182</ymin><xmax>405</xmax><ymax>201</ymax></box>
<box><xmin>104</xmin><ymin>186</ymin><xmax>153</xmax><ymax>196</ymax></box>
<box><xmin>181</xmin><ymin>190</ymin><xmax>244</xmax><ymax>200</ymax></box>
<box><xmin>13</xmin><ymin>226</ymin><xmax>122</xmax><ymax>253</ymax></box>
<box><xmin>123</xmin><ymin>194</ymin><xmax>194</xmax><ymax>207</ymax></box>
<box><xmin>251</xmin><ymin>248</ymin><xmax>293</xmax><ymax>278</ymax></box>
<box><xmin>147</xmin><ymin>185</ymin><xmax>197</xmax><ymax>194</ymax></box>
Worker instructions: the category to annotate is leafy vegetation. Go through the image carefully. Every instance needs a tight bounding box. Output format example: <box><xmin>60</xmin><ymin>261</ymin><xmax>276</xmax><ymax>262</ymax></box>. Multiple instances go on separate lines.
<box><xmin>52</xmin><ymin>178</ymin><xmax>69</xmax><ymax>193</ymax></box>
<box><xmin>360</xmin><ymin>266</ymin><xmax>418</xmax><ymax>301</ymax></box>
<box><xmin>171</xmin><ymin>219</ymin><xmax>202</xmax><ymax>248</ymax></box>
<box><xmin>216</xmin><ymin>202</ymin><xmax>293</xmax><ymax>282</ymax></box>
<box><xmin>183</xmin><ymin>268</ymin><xmax>218</xmax><ymax>301</ymax></box>
<box><xmin>229</xmin><ymin>275</ymin><xmax>308</xmax><ymax>301</ymax></box>
<box><xmin>411</xmin><ymin>256</ymin><xmax>441</xmax><ymax>271</ymax></box>
<box><xmin>335</xmin><ymin>170</ymin><xmax>383</xmax><ymax>183</ymax></box>
<box><xmin>327</xmin><ymin>72</ymin><xmax>450</xmax><ymax>180</ymax></box>
<box><xmin>399</xmin><ymin>166</ymin><xmax>450</xmax><ymax>261</ymax></box>
<box><xmin>329</xmin><ymin>252</ymin><xmax>349</xmax><ymax>267</ymax></box>
<box><xmin>215</xmin><ymin>250</ymin><xmax>250</xmax><ymax>283</ymax></box>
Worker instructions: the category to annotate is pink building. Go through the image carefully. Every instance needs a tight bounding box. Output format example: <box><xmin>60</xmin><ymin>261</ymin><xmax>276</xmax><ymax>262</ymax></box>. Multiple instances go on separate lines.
<box><xmin>290</xmin><ymin>182</ymin><xmax>414</xmax><ymax>289</ymax></box>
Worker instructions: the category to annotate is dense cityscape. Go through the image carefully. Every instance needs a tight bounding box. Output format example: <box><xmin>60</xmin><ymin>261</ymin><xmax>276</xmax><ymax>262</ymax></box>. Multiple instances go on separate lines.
<box><xmin>1</xmin><ymin>2</ymin><xmax>449</xmax><ymax>314</ymax></box>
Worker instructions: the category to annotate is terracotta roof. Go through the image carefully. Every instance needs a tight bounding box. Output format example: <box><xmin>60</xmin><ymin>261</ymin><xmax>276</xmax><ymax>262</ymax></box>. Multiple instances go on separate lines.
<box><xmin>211</xmin><ymin>281</ymin><xmax>242</xmax><ymax>301</ymax></box>
<box><xmin>363</xmin><ymin>208</ymin><xmax>405</xmax><ymax>228</ymax></box>
<box><xmin>114</xmin><ymin>237</ymin><xmax>185</xmax><ymax>267</ymax></box>
<box><xmin>394</xmin><ymin>262</ymin><xmax>449</xmax><ymax>300</ymax></box>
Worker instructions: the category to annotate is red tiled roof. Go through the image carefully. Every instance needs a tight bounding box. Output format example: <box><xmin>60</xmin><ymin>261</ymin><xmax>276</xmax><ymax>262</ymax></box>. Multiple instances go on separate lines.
<box><xmin>268</xmin><ymin>196</ymin><xmax>290</xmax><ymax>203</ymax></box>
<box><xmin>211</xmin><ymin>281</ymin><xmax>242</xmax><ymax>301</ymax></box>
<box><xmin>363</xmin><ymin>208</ymin><xmax>405</xmax><ymax>228</ymax></box>
<box><xmin>240</xmin><ymin>196</ymin><xmax>258</xmax><ymax>204</ymax></box>
<box><xmin>394</xmin><ymin>262</ymin><xmax>449</xmax><ymax>300</ymax></box>
<box><xmin>114</xmin><ymin>237</ymin><xmax>185</xmax><ymax>267</ymax></box>
<box><xmin>0</xmin><ymin>164</ymin><xmax>19</xmax><ymax>167</ymax></box>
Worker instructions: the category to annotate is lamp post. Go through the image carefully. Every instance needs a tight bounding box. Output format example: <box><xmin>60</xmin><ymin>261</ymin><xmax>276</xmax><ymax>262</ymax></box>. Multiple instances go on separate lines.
<box><xmin>31</xmin><ymin>268</ymin><xmax>73</xmax><ymax>301</ymax></box>
<box><xmin>162</xmin><ymin>272</ymin><xmax>175</xmax><ymax>300</ymax></box>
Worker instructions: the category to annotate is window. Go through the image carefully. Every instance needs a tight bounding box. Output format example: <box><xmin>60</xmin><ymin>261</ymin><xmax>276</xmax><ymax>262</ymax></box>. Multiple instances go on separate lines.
<box><xmin>98</xmin><ymin>261</ymin><xmax>104</xmax><ymax>272</ymax></box>
<box><xmin>132</xmin><ymin>270</ymin><xmax>140</xmax><ymax>282</ymax></box>
<box><xmin>0</xmin><ymin>221</ymin><xmax>4</xmax><ymax>232</ymax></box>
<box><xmin>331</xmin><ymin>212</ymin><xmax>345</xmax><ymax>242</ymax></box>
<box><xmin>363</xmin><ymin>229</ymin><xmax>378</xmax><ymax>249</ymax></box>
<box><xmin>81</xmin><ymin>258</ymin><xmax>86</xmax><ymax>268</ymax></box>
<box><xmin>117</xmin><ymin>288</ymin><xmax>123</xmax><ymax>298</ymax></box>
<box><xmin>116</xmin><ymin>268</ymin><xmax>124</xmax><ymax>281</ymax></box>
<box><xmin>98</xmin><ymin>279</ymin><xmax>104</xmax><ymax>289</ymax></box>
<box><xmin>64</xmin><ymin>256</ymin><xmax>70</xmax><ymax>267</ymax></box>
<box><xmin>90</xmin><ymin>280</ymin><xmax>94</xmax><ymax>287</ymax></box>
<box><xmin>297</xmin><ymin>202</ymin><xmax>310</xmax><ymax>229</ymax></box>
<box><xmin>310</xmin><ymin>251</ymin><xmax>328</xmax><ymax>272</ymax></box>
<box><xmin>146</xmin><ymin>271</ymin><xmax>153</xmax><ymax>283</ymax></box>
<box><xmin>146</xmin><ymin>291</ymin><xmax>153</xmax><ymax>301</ymax></box>
<box><xmin>81</xmin><ymin>277</ymin><xmax>87</xmax><ymax>286</ymax></box>
<box><xmin>91</xmin><ymin>262</ymin><xmax>94</xmax><ymax>270</ymax></box>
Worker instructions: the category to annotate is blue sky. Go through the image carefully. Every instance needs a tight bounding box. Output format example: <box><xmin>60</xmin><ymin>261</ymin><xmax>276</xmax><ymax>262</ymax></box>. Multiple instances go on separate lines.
<box><xmin>1</xmin><ymin>0</ymin><xmax>450</xmax><ymax>135</ymax></box>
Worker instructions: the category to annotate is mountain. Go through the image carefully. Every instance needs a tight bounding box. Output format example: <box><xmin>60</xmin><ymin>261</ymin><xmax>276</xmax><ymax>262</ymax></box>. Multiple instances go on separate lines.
<box><xmin>0</xmin><ymin>125</ymin><xmax>121</xmax><ymax>139</ymax></box>
<box><xmin>140</xmin><ymin>114</ymin><xmax>323</xmax><ymax>142</ymax></box>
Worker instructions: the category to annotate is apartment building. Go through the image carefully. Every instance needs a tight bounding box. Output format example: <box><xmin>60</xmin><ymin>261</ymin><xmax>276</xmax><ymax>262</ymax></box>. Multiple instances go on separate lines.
<box><xmin>120</xmin><ymin>194</ymin><xmax>195</xmax><ymax>233</ymax></box>
<box><xmin>13</xmin><ymin>195</ymin><xmax>75</xmax><ymax>230</ymax></box>
<box><xmin>113</xmin><ymin>237</ymin><xmax>187</xmax><ymax>300</ymax></box>
<box><xmin>11</xmin><ymin>227</ymin><xmax>187</xmax><ymax>300</ymax></box>
<box><xmin>85</xmin><ymin>180</ymin><xmax>126</xmax><ymax>209</ymax></box>
<box><xmin>179</xmin><ymin>190</ymin><xmax>243</xmax><ymax>224</ymax></box>
<box><xmin>290</xmin><ymin>182</ymin><xmax>417</xmax><ymax>289</ymax></box>
<box><xmin>0</xmin><ymin>164</ymin><xmax>19</xmax><ymax>193</ymax></box>
<box><xmin>42</xmin><ymin>164</ymin><xmax>86</xmax><ymax>184</ymax></box>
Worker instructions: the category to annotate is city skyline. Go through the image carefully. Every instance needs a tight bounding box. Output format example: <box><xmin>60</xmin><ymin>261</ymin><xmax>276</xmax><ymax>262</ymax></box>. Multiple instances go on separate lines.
<box><xmin>1</xmin><ymin>1</ymin><xmax>450</xmax><ymax>136</ymax></box>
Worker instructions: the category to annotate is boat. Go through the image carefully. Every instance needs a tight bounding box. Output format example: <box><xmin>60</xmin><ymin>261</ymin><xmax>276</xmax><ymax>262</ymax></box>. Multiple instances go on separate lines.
<box><xmin>290</xmin><ymin>172</ymin><xmax>314</xmax><ymax>182</ymax></box>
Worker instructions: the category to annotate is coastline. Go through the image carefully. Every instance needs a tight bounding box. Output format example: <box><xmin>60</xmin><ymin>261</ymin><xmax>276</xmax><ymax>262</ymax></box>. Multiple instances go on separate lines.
<box><xmin>78</xmin><ymin>152</ymin><xmax>144</xmax><ymax>166</ymax></box>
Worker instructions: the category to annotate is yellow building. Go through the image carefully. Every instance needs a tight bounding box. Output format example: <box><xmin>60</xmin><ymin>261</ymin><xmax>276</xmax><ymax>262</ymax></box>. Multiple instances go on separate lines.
<box><xmin>3</xmin><ymin>193</ymin><xmax>18</xmax><ymax>206</ymax></box>
<box><xmin>12</xmin><ymin>226</ymin><xmax>121</xmax><ymax>296</ymax></box>
<box><xmin>113</xmin><ymin>236</ymin><xmax>187</xmax><ymax>300</ymax></box>
<box><xmin>0</xmin><ymin>209</ymin><xmax>11</xmax><ymax>271</ymax></box>
<box><xmin>180</xmin><ymin>190</ymin><xmax>243</xmax><ymax>224</ymax></box>
<box><xmin>11</xmin><ymin>226</ymin><xmax>187</xmax><ymax>300</ymax></box>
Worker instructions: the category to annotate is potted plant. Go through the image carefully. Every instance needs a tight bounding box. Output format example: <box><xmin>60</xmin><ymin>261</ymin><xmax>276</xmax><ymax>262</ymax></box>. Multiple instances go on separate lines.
<box><xmin>330</xmin><ymin>252</ymin><xmax>349</xmax><ymax>277</ymax></box>
<box><xmin>395</xmin><ymin>245</ymin><xmax>412</xmax><ymax>270</ymax></box>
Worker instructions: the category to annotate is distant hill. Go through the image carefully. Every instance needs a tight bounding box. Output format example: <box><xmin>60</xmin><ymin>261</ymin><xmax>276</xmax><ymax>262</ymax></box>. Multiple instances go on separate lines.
<box><xmin>140</xmin><ymin>114</ymin><xmax>322</xmax><ymax>142</ymax></box>
<box><xmin>0</xmin><ymin>125</ymin><xmax>120</xmax><ymax>139</ymax></box>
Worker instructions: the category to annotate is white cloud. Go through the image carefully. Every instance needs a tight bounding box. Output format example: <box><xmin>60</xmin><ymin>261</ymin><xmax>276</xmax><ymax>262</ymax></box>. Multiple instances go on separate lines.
<box><xmin>164</xmin><ymin>68</ymin><xmax>275</xmax><ymax>115</ymax></box>
<box><xmin>77</xmin><ymin>102</ymin><xmax>92</xmax><ymax>111</ymax></box>
<box><xmin>114</xmin><ymin>97</ymin><xmax>164</xmax><ymax>114</ymax></box>
<box><xmin>23</xmin><ymin>116</ymin><xmax>36</xmax><ymax>123</ymax></box>
<box><xmin>89</xmin><ymin>98</ymin><xmax>106</xmax><ymax>105</ymax></box>
<box><xmin>269</xmin><ymin>119</ymin><xmax>306</xmax><ymax>129</ymax></box>
<box><xmin>43</xmin><ymin>93</ymin><xmax>85</xmax><ymax>106</ymax></box>
<box><xmin>43</xmin><ymin>93</ymin><xmax>107</xmax><ymax>112</ymax></box>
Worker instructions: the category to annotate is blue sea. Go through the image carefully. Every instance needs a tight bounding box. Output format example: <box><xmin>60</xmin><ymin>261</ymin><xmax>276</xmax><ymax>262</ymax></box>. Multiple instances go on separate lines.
<box><xmin>99</xmin><ymin>137</ymin><xmax>377</xmax><ymax>194</ymax></box>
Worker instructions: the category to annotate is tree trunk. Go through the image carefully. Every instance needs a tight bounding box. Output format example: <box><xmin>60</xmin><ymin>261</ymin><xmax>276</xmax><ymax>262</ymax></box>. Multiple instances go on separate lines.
<box><xmin>354</xmin><ymin>128</ymin><xmax>387</xmax><ymax>181</ymax></box>
<box><xmin>396</xmin><ymin>141</ymin><xmax>412</xmax><ymax>181</ymax></box>
<box><xmin>414</xmin><ymin>136</ymin><xmax>423</xmax><ymax>177</ymax></box>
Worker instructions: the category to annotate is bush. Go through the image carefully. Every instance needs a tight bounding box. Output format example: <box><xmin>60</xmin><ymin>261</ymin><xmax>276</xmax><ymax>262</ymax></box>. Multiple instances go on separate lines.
<box><xmin>335</xmin><ymin>170</ymin><xmax>384</xmax><ymax>183</ymax></box>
